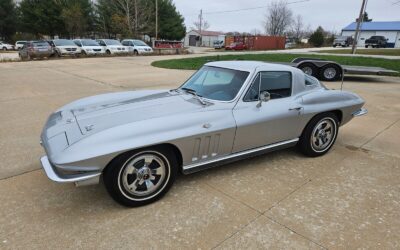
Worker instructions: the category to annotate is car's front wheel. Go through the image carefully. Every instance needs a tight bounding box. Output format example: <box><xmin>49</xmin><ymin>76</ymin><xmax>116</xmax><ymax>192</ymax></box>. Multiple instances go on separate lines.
<box><xmin>104</xmin><ymin>146</ymin><xmax>178</xmax><ymax>207</ymax></box>
<box><xmin>299</xmin><ymin>113</ymin><xmax>339</xmax><ymax>157</ymax></box>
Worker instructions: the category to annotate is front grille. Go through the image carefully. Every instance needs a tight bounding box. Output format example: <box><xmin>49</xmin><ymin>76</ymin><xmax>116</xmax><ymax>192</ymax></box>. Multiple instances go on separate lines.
<box><xmin>93</xmin><ymin>49</ymin><xmax>101</xmax><ymax>52</ymax></box>
<box><xmin>66</xmin><ymin>48</ymin><xmax>77</xmax><ymax>52</ymax></box>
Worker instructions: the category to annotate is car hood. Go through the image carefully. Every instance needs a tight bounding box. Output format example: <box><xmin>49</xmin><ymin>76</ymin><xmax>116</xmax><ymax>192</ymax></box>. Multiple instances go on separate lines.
<box><xmin>70</xmin><ymin>90</ymin><xmax>204</xmax><ymax>135</ymax></box>
<box><xmin>106</xmin><ymin>45</ymin><xmax>124</xmax><ymax>48</ymax></box>
<box><xmin>56</xmin><ymin>45</ymin><xmax>80</xmax><ymax>49</ymax></box>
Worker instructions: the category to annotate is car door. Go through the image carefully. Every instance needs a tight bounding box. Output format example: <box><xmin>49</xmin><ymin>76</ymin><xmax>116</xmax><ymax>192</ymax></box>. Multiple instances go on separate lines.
<box><xmin>232</xmin><ymin>71</ymin><xmax>303</xmax><ymax>153</ymax></box>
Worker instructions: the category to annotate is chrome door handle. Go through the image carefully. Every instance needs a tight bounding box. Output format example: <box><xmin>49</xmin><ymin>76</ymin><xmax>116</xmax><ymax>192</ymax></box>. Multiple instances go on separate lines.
<box><xmin>289</xmin><ymin>107</ymin><xmax>303</xmax><ymax>111</ymax></box>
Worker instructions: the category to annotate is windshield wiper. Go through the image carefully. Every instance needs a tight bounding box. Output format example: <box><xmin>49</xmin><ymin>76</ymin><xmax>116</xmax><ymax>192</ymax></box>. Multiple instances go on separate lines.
<box><xmin>181</xmin><ymin>87</ymin><xmax>207</xmax><ymax>105</ymax></box>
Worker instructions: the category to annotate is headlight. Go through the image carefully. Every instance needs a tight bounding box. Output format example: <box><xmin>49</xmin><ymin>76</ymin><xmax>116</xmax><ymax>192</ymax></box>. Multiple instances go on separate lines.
<box><xmin>86</xmin><ymin>49</ymin><xmax>92</xmax><ymax>52</ymax></box>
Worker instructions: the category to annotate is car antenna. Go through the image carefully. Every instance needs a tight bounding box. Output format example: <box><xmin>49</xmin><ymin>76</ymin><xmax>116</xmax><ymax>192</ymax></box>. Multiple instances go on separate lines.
<box><xmin>340</xmin><ymin>67</ymin><xmax>345</xmax><ymax>91</ymax></box>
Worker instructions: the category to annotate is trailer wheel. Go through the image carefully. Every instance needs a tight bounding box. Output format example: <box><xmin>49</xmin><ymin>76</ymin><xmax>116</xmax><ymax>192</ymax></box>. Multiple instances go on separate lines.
<box><xmin>319</xmin><ymin>64</ymin><xmax>341</xmax><ymax>81</ymax></box>
<box><xmin>298</xmin><ymin>63</ymin><xmax>318</xmax><ymax>77</ymax></box>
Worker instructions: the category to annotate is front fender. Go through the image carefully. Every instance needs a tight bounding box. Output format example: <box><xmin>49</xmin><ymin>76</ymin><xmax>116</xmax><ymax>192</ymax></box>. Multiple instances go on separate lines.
<box><xmin>51</xmin><ymin>109</ymin><xmax>237</xmax><ymax>171</ymax></box>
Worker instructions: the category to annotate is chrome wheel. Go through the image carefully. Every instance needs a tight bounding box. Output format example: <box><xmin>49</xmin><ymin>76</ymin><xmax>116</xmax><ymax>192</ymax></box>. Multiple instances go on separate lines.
<box><xmin>118</xmin><ymin>152</ymin><xmax>168</xmax><ymax>199</ymax></box>
<box><xmin>310</xmin><ymin>118</ymin><xmax>337</xmax><ymax>153</ymax></box>
<box><xmin>323</xmin><ymin>67</ymin><xmax>337</xmax><ymax>80</ymax></box>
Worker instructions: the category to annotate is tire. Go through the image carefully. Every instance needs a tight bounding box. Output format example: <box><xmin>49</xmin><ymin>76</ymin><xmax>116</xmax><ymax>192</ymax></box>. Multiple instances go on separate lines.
<box><xmin>298</xmin><ymin>112</ymin><xmax>339</xmax><ymax>157</ymax></box>
<box><xmin>82</xmin><ymin>50</ymin><xmax>87</xmax><ymax>56</ymax></box>
<box><xmin>319</xmin><ymin>64</ymin><xmax>342</xmax><ymax>81</ymax></box>
<box><xmin>333</xmin><ymin>45</ymin><xmax>337</xmax><ymax>48</ymax></box>
<box><xmin>2</xmin><ymin>47</ymin><xmax>7</xmax><ymax>51</ymax></box>
<box><xmin>134</xmin><ymin>50</ymin><xmax>139</xmax><ymax>56</ymax></box>
<box><xmin>365</xmin><ymin>45</ymin><xmax>368</xmax><ymax>48</ymax></box>
<box><xmin>106</xmin><ymin>50</ymin><xmax>111</xmax><ymax>55</ymax></box>
<box><xmin>104</xmin><ymin>146</ymin><xmax>178</xmax><ymax>207</ymax></box>
<box><xmin>298</xmin><ymin>63</ymin><xmax>318</xmax><ymax>77</ymax></box>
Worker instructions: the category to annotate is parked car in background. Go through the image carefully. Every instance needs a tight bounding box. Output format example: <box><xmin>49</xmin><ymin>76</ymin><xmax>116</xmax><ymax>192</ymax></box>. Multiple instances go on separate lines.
<box><xmin>73</xmin><ymin>39</ymin><xmax>105</xmax><ymax>56</ymax></box>
<box><xmin>121</xmin><ymin>39</ymin><xmax>153</xmax><ymax>55</ymax></box>
<box><xmin>19</xmin><ymin>41</ymin><xmax>53</xmax><ymax>60</ymax></box>
<box><xmin>213</xmin><ymin>40</ymin><xmax>225</xmax><ymax>49</ymax></box>
<box><xmin>0</xmin><ymin>41</ymin><xmax>14</xmax><ymax>51</ymax></box>
<box><xmin>225</xmin><ymin>42</ymin><xmax>246</xmax><ymax>51</ymax></box>
<box><xmin>52</xmin><ymin>39</ymin><xmax>81</xmax><ymax>57</ymax></box>
<box><xmin>15</xmin><ymin>41</ymin><xmax>27</xmax><ymax>50</ymax></box>
<box><xmin>365</xmin><ymin>36</ymin><xmax>388</xmax><ymax>48</ymax></box>
<box><xmin>97</xmin><ymin>39</ymin><xmax>127</xmax><ymax>55</ymax></box>
<box><xmin>333</xmin><ymin>36</ymin><xmax>354</xmax><ymax>47</ymax></box>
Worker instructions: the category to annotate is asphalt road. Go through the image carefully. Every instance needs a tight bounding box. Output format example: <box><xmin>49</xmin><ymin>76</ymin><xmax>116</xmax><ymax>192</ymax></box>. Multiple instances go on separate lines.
<box><xmin>0</xmin><ymin>55</ymin><xmax>399</xmax><ymax>249</ymax></box>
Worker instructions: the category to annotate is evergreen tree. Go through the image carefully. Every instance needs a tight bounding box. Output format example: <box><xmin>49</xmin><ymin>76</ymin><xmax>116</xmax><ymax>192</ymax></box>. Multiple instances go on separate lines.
<box><xmin>0</xmin><ymin>0</ymin><xmax>17</xmax><ymax>41</ymax></box>
<box><xmin>309</xmin><ymin>26</ymin><xmax>324</xmax><ymax>47</ymax></box>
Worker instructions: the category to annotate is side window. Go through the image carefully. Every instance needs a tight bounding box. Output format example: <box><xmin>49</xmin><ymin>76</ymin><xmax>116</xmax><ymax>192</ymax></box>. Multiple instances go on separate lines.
<box><xmin>121</xmin><ymin>41</ymin><xmax>127</xmax><ymax>46</ymax></box>
<box><xmin>260</xmin><ymin>71</ymin><xmax>292</xmax><ymax>99</ymax></box>
<box><xmin>98</xmin><ymin>40</ymin><xmax>106</xmax><ymax>46</ymax></box>
<box><xmin>244</xmin><ymin>71</ymin><xmax>292</xmax><ymax>101</ymax></box>
<box><xmin>244</xmin><ymin>74</ymin><xmax>260</xmax><ymax>102</ymax></box>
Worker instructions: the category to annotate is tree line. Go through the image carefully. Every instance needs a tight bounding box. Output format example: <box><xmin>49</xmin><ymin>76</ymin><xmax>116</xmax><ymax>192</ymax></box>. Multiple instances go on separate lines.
<box><xmin>0</xmin><ymin>0</ymin><xmax>186</xmax><ymax>42</ymax></box>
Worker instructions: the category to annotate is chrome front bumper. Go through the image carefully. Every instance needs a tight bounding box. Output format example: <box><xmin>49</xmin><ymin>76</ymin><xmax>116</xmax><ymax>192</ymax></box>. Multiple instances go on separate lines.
<box><xmin>352</xmin><ymin>108</ymin><xmax>368</xmax><ymax>117</ymax></box>
<box><xmin>40</xmin><ymin>156</ymin><xmax>101</xmax><ymax>186</ymax></box>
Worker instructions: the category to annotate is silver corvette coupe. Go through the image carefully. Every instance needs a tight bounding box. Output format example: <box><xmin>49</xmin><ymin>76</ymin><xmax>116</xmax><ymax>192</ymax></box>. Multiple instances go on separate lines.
<box><xmin>40</xmin><ymin>61</ymin><xmax>367</xmax><ymax>207</ymax></box>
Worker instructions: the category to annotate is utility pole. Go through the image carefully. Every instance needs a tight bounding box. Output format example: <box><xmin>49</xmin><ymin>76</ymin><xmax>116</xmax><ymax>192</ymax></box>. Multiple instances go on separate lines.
<box><xmin>155</xmin><ymin>0</ymin><xmax>158</xmax><ymax>40</ymax></box>
<box><xmin>351</xmin><ymin>0</ymin><xmax>367</xmax><ymax>54</ymax></box>
<box><xmin>199</xmin><ymin>9</ymin><xmax>203</xmax><ymax>46</ymax></box>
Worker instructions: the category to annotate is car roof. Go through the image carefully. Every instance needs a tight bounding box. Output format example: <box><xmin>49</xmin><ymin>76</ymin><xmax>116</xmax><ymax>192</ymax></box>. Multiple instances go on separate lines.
<box><xmin>205</xmin><ymin>60</ymin><xmax>295</xmax><ymax>73</ymax></box>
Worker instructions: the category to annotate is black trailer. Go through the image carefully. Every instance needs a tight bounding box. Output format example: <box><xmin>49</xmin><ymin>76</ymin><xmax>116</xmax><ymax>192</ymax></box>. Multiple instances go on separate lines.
<box><xmin>282</xmin><ymin>58</ymin><xmax>398</xmax><ymax>81</ymax></box>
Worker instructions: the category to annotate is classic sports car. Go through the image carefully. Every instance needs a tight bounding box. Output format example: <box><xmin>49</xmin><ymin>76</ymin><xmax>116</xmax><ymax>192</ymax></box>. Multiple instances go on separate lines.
<box><xmin>40</xmin><ymin>61</ymin><xmax>367</xmax><ymax>207</ymax></box>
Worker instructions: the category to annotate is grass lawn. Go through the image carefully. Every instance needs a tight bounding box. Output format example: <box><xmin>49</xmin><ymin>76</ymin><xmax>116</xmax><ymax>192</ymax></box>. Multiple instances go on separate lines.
<box><xmin>316</xmin><ymin>49</ymin><xmax>400</xmax><ymax>56</ymax></box>
<box><xmin>151</xmin><ymin>53</ymin><xmax>400</xmax><ymax>76</ymax></box>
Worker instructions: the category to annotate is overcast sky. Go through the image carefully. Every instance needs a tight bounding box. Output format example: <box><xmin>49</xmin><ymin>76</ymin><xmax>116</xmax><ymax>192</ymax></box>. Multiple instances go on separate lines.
<box><xmin>173</xmin><ymin>0</ymin><xmax>400</xmax><ymax>33</ymax></box>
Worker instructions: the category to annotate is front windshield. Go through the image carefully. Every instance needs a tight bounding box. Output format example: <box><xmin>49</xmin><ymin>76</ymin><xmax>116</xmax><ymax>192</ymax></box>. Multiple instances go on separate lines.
<box><xmin>180</xmin><ymin>66</ymin><xmax>250</xmax><ymax>101</ymax></box>
<box><xmin>133</xmin><ymin>40</ymin><xmax>148</xmax><ymax>46</ymax></box>
<box><xmin>82</xmin><ymin>39</ymin><xmax>100</xmax><ymax>46</ymax></box>
<box><xmin>104</xmin><ymin>39</ymin><xmax>122</xmax><ymax>46</ymax></box>
<box><xmin>53</xmin><ymin>39</ymin><xmax>76</xmax><ymax>46</ymax></box>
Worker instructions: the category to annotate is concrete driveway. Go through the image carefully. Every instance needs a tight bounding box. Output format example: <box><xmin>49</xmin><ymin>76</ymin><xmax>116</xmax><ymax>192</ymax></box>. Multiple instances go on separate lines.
<box><xmin>0</xmin><ymin>55</ymin><xmax>399</xmax><ymax>249</ymax></box>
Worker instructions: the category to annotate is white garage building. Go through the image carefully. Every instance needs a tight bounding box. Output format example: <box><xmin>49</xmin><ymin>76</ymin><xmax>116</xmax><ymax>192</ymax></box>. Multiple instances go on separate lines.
<box><xmin>341</xmin><ymin>21</ymin><xmax>400</xmax><ymax>48</ymax></box>
<box><xmin>184</xmin><ymin>30</ymin><xmax>225</xmax><ymax>47</ymax></box>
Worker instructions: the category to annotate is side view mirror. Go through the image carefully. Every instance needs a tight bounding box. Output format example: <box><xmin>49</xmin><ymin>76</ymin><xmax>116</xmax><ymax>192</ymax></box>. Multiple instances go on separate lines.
<box><xmin>257</xmin><ymin>91</ymin><xmax>271</xmax><ymax>108</ymax></box>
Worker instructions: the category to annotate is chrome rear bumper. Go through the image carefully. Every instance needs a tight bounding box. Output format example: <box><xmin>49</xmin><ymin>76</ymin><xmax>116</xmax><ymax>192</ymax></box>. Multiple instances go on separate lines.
<box><xmin>352</xmin><ymin>108</ymin><xmax>368</xmax><ymax>117</ymax></box>
<box><xmin>40</xmin><ymin>156</ymin><xmax>101</xmax><ymax>186</ymax></box>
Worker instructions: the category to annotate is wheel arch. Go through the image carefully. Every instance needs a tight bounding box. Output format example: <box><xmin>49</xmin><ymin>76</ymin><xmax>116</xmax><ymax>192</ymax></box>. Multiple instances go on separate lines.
<box><xmin>102</xmin><ymin>143</ymin><xmax>183</xmax><ymax>174</ymax></box>
<box><xmin>301</xmin><ymin>109</ymin><xmax>343</xmax><ymax>137</ymax></box>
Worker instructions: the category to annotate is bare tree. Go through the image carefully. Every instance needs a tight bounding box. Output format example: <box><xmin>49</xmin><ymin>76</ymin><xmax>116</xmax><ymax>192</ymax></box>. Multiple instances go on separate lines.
<box><xmin>264</xmin><ymin>0</ymin><xmax>293</xmax><ymax>36</ymax></box>
<box><xmin>192</xmin><ymin>20</ymin><xmax>210</xmax><ymax>32</ymax></box>
<box><xmin>250</xmin><ymin>28</ymin><xmax>263</xmax><ymax>36</ymax></box>
<box><xmin>290</xmin><ymin>14</ymin><xmax>306</xmax><ymax>42</ymax></box>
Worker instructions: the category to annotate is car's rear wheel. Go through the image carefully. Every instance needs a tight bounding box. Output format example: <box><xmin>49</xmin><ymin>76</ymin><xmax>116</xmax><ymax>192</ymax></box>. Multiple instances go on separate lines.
<box><xmin>104</xmin><ymin>146</ymin><xmax>178</xmax><ymax>207</ymax></box>
<box><xmin>299</xmin><ymin>113</ymin><xmax>339</xmax><ymax>157</ymax></box>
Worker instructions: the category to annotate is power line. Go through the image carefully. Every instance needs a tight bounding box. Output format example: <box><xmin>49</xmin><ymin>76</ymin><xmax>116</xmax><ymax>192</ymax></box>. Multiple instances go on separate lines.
<box><xmin>202</xmin><ymin>0</ymin><xmax>310</xmax><ymax>15</ymax></box>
